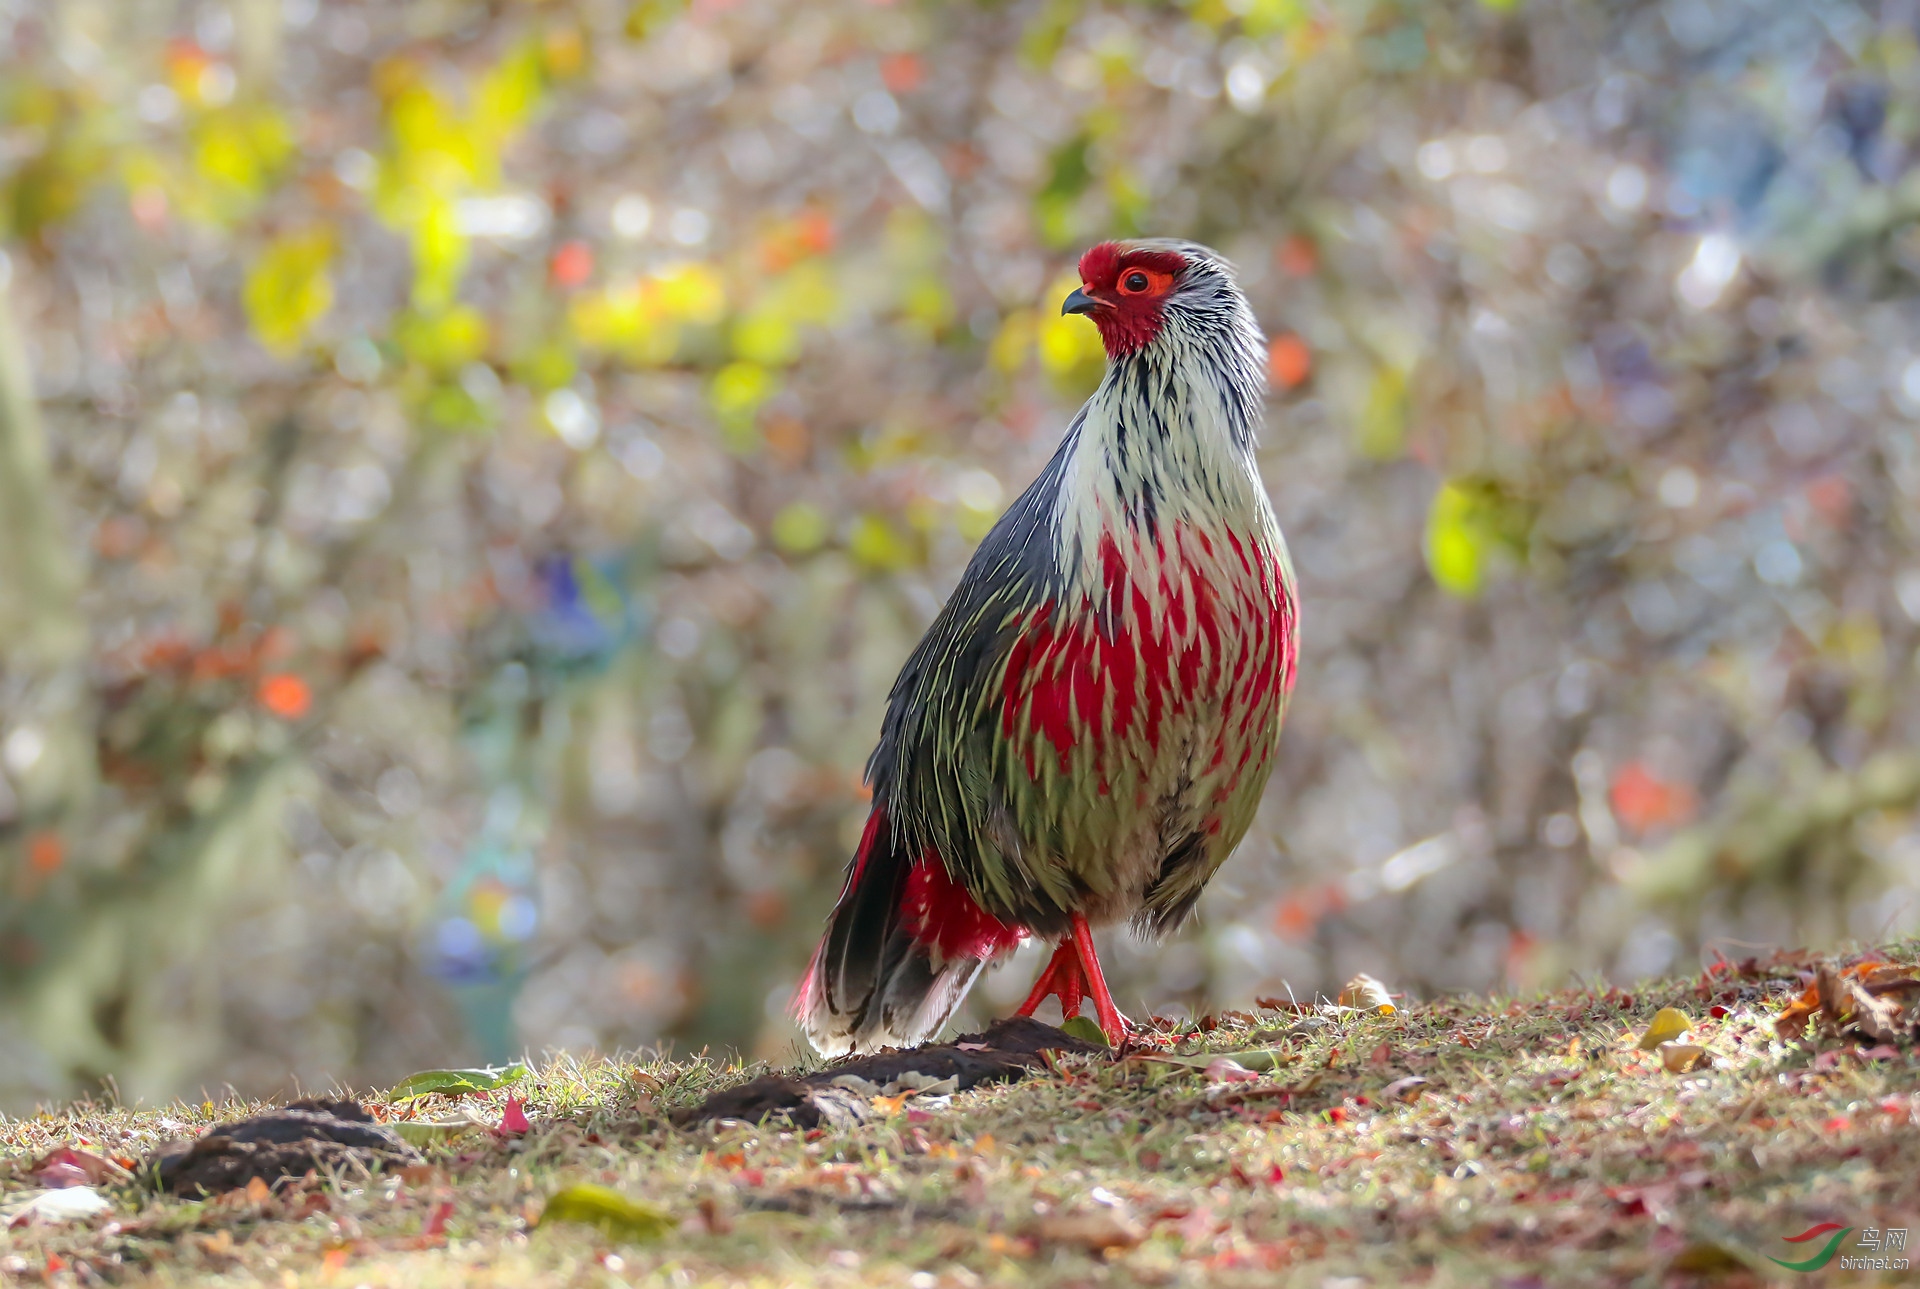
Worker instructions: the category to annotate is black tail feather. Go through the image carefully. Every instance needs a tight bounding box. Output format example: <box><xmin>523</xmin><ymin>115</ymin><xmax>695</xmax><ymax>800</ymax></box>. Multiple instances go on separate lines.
<box><xmin>797</xmin><ymin>805</ymin><xmax>987</xmax><ymax>1055</ymax></box>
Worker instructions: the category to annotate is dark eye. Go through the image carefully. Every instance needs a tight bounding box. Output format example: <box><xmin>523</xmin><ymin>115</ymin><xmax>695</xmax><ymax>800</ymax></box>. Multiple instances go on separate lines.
<box><xmin>1123</xmin><ymin>271</ymin><xmax>1149</xmax><ymax>292</ymax></box>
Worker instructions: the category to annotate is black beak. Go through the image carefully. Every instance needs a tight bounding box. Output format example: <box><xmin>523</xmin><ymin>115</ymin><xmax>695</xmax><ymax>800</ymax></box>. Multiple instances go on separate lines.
<box><xmin>1061</xmin><ymin>287</ymin><xmax>1097</xmax><ymax>316</ymax></box>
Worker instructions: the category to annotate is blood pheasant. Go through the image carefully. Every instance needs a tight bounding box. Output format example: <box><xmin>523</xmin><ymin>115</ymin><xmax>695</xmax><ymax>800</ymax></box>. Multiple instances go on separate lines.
<box><xmin>798</xmin><ymin>239</ymin><xmax>1298</xmax><ymax>1054</ymax></box>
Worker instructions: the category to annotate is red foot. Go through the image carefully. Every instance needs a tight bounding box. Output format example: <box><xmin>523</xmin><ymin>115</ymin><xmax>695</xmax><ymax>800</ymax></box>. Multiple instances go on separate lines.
<box><xmin>1013</xmin><ymin>912</ymin><xmax>1132</xmax><ymax>1046</ymax></box>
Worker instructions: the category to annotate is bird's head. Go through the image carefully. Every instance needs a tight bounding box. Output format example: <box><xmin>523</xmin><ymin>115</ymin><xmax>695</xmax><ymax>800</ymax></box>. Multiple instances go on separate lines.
<box><xmin>1062</xmin><ymin>239</ymin><xmax>1243</xmax><ymax>360</ymax></box>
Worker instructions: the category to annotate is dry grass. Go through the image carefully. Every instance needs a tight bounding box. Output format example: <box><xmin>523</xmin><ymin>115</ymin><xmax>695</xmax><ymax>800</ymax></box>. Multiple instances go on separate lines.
<box><xmin>4</xmin><ymin>943</ymin><xmax>1920</xmax><ymax>1287</ymax></box>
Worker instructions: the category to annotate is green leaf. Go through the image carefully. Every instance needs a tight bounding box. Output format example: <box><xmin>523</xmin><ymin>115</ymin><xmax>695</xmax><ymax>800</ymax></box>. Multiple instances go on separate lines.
<box><xmin>390</xmin><ymin>1115</ymin><xmax>488</xmax><ymax>1146</ymax></box>
<box><xmin>1144</xmin><ymin>1048</ymin><xmax>1293</xmax><ymax>1072</ymax></box>
<box><xmin>540</xmin><ymin>1184</ymin><xmax>676</xmax><ymax>1242</ymax></box>
<box><xmin>1057</xmin><ymin>1016</ymin><xmax>1110</xmax><ymax>1048</ymax></box>
<box><xmin>388</xmin><ymin>1063</ymin><xmax>529</xmax><ymax>1101</ymax></box>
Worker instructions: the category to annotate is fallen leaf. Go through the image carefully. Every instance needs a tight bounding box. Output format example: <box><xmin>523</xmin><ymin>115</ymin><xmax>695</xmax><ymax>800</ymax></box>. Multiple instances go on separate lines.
<box><xmin>1057</xmin><ymin>1015</ymin><xmax>1110</xmax><ymax>1048</ymax></box>
<box><xmin>1381</xmin><ymin>1076</ymin><xmax>1430</xmax><ymax>1103</ymax></box>
<box><xmin>1657</xmin><ymin>1041</ymin><xmax>1709</xmax><ymax>1073</ymax></box>
<box><xmin>1636</xmin><ymin>1007</ymin><xmax>1693</xmax><ymax>1050</ymax></box>
<box><xmin>1138</xmin><ymin>1048</ymin><xmax>1294</xmax><ymax>1073</ymax></box>
<box><xmin>29</xmin><ymin>1148</ymin><xmax>130</xmax><ymax>1190</ymax></box>
<box><xmin>389</xmin><ymin>1112</ymin><xmax>489</xmax><ymax>1147</ymax></box>
<box><xmin>1027</xmin><ymin>1210</ymin><xmax>1144</xmax><ymax>1252</ymax></box>
<box><xmin>1338</xmin><ymin>974</ymin><xmax>1396</xmax><ymax>1014</ymax></box>
<box><xmin>1774</xmin><ymin>959</ymin><xmax>1920</xmax><ymax>1043</ymax></box>
<box><xmin>1204</xmin><ymin>1058</ymin><xmax>1261</xmax><ymax>1083</ymax></box>
<box><xmin>4</xmin><ymin>1187</ymin><xmax>112</xmax><ymax>1228</ymax></box>
<box><xmin>497</xmin><ymin>1096</ymin><xmax>531</xmax><ymax>1135</ymax></box>
<box><xmin>1669</xmin><ymin>1241</ymin><xmax>1745</xmax><ymax>1273</ymax></box>
<box><xmin>1831</xmin><ymin>963</ymin><xmax>1904</xmax><ymax>1043</ymax></box>
<box><xmin>388</xmin><ymin>1064</ymin><xmax>529</xmax><ymax>1102</ymax></box>
<box><xmin>539</xmin><ymin>1184</ymin><xmax>675</xmax><ymax>1242</ymax></box>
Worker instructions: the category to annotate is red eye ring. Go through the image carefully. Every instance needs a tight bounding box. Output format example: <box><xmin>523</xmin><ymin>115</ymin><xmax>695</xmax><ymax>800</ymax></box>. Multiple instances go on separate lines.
<box><xmin>1115</xmin><ymin>266</ymin><xmax>1171</xmax><ymax>297</ymax></box>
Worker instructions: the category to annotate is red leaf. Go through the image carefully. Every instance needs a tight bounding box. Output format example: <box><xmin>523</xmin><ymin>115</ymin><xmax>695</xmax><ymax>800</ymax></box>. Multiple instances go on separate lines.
<box><xmin>30</xmin><ymin>1147</ymin><xmax>128</xmax><ymax>1189</ymax></box>
<box><xmin>498</xmin><ymin>1096</ymin><xmax>530</xmax><ymax>1135</ymax></box>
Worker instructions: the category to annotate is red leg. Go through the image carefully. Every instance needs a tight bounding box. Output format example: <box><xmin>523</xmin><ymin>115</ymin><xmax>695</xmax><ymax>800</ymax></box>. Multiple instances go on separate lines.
<box><xmin>1015</xmin><ymin>940</ymin><xmax>1078</xmax><ymax>1018</ymax></box>
<box><xmin>1067</xmin><ymin>912</ymin><xmax>1132</xmax><ymax>1046</ymax></box>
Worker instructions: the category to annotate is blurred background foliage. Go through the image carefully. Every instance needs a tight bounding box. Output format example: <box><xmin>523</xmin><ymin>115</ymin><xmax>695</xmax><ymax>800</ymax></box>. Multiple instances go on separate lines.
<box><xmin>4</xmin><ymin>0</ymin><xmax>1920</xmax><ymax>1107</ymax></box>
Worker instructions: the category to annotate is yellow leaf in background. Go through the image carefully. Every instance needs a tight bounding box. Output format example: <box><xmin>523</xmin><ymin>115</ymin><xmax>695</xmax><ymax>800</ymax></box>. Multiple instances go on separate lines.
<box><xmin>1356</xmin><ymin>364</ymin><xmax>1409</xmax><ymax>459</ymax></box>
<box><xmin>776</xmin><ymin>262</ymin><xmax>841</xmax><ymax>325</ymax></box>
<box><xmin>990</xmin><ymin>311</ymin><xmax>1035</xmax><ymax>373</ymax></box>
<box><xmin>652</xmin><ymin>262</ymin><xmax>726</xmax><ymax>325</ymax></box>
<box><xmin>710</xmin><ymin>361</ymin><xmax>777</xmax><ymax>450</ymax></box>
<box><xmin>476</xmin><ymin>39</ymin><xmax>547</xmax><ymax>148</ymax></box>
<box><xmin>625</xmin><ymin>0</ymin><xmax>687</xmax><ymax>40</ymax></box>
<box><xmin>1635</xmin><ymin>1007</ymin><xmax>1693</xmax><ymax>1050</ymax></box>
<box><xmin>732</xmin><ymin>311</ymin><xmax>800</xmax><ymax>366</ymax></box>
<box><xmin>848</xmin><ymin>513</ymin><xmax>915</xmax><ymax>572</ymax></box>
<box><xmin>244</xmin><ymin>228</ymin><xmax>335</xmax><ymax>357</ymax></box>
<box><xmin>771</xmin><ymin>502</ymin><xmax>830</xmax><ymax>555</ymax></box>
<box><xmin>570</xmin><ymin>283</ymin><xmax>679</xmax><ymax>366</ymax></box>
<box><xmin>188</xmin><ymin>106</ymin><xmax>294</xmax><ymax>223</ymax></box>
<box><xmin>1424</xmin><ymin>481</ymin><xmax>1487</xmax><ymax>598</ymax></box>
<box><xmin>514</xmin><ymin>340</ymin><xmax>578</xmax><ymax>393</ymax></box>
<box><xmin>410</xmin><ymin>194</ymin><xmax>468</xmax><ymax>311</ymax></box>
<box><xmin>543</xmin><ymin>25</ymin><xmax>589</xmax><ymax>80</ymax></box>
<box><xmin>1337</xmin><ymin>973</ymin><xmax>1396</xmax><ymax>1014</ymax></box>
<box><xmin>1243</xmin><ymin>0</ymin><xmax>1308</xmax><ymax>36</ymax></box>
<box><xmin>1038</xmin><ymin>311</ymin><xmax>1100</xmax><ymax>374</ymax></box>
<box><xmin>900</xmin><ymin>277</ymin><xmax>955</xmax><ymax>337</ymax></box>
<box><xmin>396</xmin><ymin>305</ymin><xmax>489</xmax><ymax>371</ymax></box>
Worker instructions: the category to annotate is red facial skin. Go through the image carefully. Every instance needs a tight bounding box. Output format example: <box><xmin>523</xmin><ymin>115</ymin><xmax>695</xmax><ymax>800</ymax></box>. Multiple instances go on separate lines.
<box><xmin>1074</xmin><ymin>242</ymin><xmax>1190</xmax><ymax>357</ymax></box>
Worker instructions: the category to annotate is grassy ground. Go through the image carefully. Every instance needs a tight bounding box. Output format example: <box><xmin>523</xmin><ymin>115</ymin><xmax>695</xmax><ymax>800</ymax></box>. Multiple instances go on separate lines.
<box><xmin>3</xmin><ymin>944</ymin><xmax>1918</xmax><ymax>1288</ymax></box>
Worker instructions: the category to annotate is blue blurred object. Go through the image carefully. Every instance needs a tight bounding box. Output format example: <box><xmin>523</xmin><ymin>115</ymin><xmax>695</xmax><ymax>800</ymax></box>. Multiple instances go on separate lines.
<box><xmin>425</xmin><ymin>548</ymin><xmax>645</xmax><ymax>1063</ymax></box>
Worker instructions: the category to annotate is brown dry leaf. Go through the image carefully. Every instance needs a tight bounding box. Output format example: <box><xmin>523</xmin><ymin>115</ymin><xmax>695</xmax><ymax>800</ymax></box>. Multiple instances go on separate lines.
<box><xmin>1773</xmin><ymin>959</ymin><xmax>1919</xmax><ymax>1042</ymax></box>
<box><xmin>1337</xmin><ymin>974</ymin><xmax>1395</xmax><ymax>1014</ymax></box>
<box><xmin>1027</xmin><ymin>1210</ymin><xmax>1144</xmax><ymax>1253</ymax></box>
<box><xmin>1773</xmin><ymin>982</ymin><xmax>1822</xmax><ymax>1040</ymax></box>
<box><xmin>1835</xmin><ymin>966</ymin><xmax>1903</xmax><ymax>1043</ymax></box>
<box><xmin>1858</xmin><ymin>963</ymin><xmax>1920</xmax><ymax>997</ymax></box>
<box><xmin>1380</xmin><ymin>1076</ymin><xmax>1430</xmax><ymax>1103</ymax></box>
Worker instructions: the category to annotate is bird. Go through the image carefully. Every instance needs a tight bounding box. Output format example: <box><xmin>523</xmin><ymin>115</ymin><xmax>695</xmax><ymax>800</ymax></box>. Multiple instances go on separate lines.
<box><xmin>796</xmin><ymin>239</ymin><xmax>1298</xmax><ymax>1055</ymax></box>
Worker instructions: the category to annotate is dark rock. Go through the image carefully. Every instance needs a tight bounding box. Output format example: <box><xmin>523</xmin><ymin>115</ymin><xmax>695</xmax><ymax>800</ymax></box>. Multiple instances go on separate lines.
<box><xmin>153</xmin><ymin>1097</ymin><xmax>420</xmax><ymax>1196</ymax></box>
<box><xmin>676</xmin><ymin>1015</ymin><xmax>1102</xmax><ymax>1129</ymax></box>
